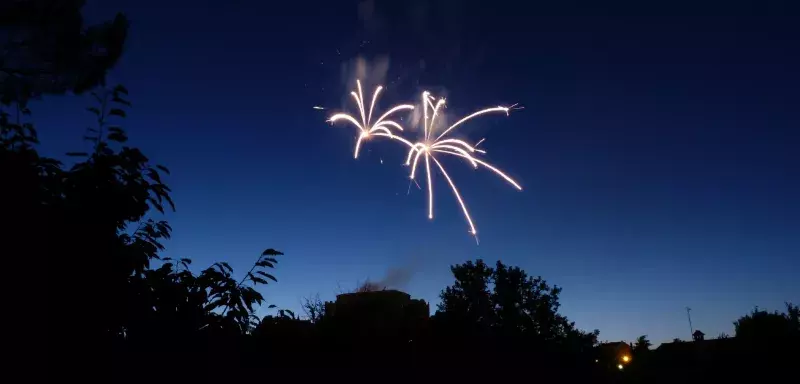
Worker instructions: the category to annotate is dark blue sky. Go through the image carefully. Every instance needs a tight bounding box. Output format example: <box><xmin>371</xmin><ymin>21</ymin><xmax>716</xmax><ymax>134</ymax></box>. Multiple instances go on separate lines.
<box><xmin>33</xmin><ymin>0</ymin><xmax>798</xmax><ymax>344</ymax></box>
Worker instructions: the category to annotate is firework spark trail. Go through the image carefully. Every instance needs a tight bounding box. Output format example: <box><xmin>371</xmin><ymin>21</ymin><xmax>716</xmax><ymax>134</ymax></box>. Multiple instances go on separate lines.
<box><xmin>396</xmin><ymin>91</ymin><xmax>523</xmax><ymax>240</ymax></box>
<box><xmin>431</xmin><ymin>149</ymin><xmax>523</xmax><ymax>190</ymax></box>
<box><xmin>328</xmin><ymin>80</ymin><xmax>414</xmax><ymax>159</ymax></box>
<box><xmin>431</xmin><ymin>154</ymin><xmax>476</xmax><ymax>237</ymax></box>
<box><xmin>327</xmin><ymin>81</ymin><xmax>523</xmax><ymax>241</ymax></box>
<box><xmin>433</xmin><ymin>106</ymin><xmax>510</xmax><ymax>142</ymax></box>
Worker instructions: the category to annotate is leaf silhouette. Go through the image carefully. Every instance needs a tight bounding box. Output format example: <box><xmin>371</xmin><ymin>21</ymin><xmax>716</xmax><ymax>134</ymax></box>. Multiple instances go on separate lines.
<box><xmin>155</xmin><ymin>164</ymin><xmax>170</xmax><ymax>175</ymax></box>
<box><xmin>255</xmin><ymin>260</ymin><xmax>274</xmax><ymax>268</ymax></box>
<box><xmin>256</xmin><ymin>271</ymin><xmax>277</xmax><ymax>282</ymax></box>
<box><xmin>107</xmin><ymin>132</ymin><xmax>128</xmax><ymax>142</ymax></box>
<box><xmin>262</xmin><ymin>248</ymin><xmax>284</xmax><ymax>256</ymax></box>
<box><xmin>112</xmin><ymin>96</ymin><xmax>132</xmax><ymax>106</ymax></box>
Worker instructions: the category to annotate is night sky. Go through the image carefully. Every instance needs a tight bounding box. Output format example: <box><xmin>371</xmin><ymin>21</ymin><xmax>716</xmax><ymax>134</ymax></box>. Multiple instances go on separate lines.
<box><xmin>32</xmin><ymin>0</ymin><xmax>798</xmax><ymax>345</ymax></box>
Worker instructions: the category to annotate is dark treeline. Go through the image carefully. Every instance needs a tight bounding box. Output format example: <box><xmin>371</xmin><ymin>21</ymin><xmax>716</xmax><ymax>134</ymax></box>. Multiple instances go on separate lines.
<box><xmin>3</xmin><ymin>2</ymin><xmax>797</xmax><ymax>382</ymax></box>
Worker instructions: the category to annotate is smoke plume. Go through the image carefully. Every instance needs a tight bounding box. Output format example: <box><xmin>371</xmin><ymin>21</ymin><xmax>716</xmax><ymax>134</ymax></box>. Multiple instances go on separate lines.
<box><xmin>340</xmin><ymin>56</ymin><xmax>390</xmax><ymax>91</ymax></box>
<box><xmin>376</xmin><ymin>267</ymin><xmax>414</xmax><ymax>290</ymax></box>
<box><xmin>354</xmin><ymin>266</ymin><xmax>415</xmax><ymax>293</ymax></box>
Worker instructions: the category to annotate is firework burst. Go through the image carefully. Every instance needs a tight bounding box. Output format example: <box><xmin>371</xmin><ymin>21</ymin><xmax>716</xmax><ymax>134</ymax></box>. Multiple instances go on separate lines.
<box><xmin>326</xmin><ymin>81</ymin><xmax>523</xmax><ymax>242</ymax></box>
<box><xmin>398</xmin><ymin>91</ymin><xmax>523</xmax><ymax>242</ymax></box>
<box><xmin>328</xmin><ymin>80</ymin><xmax>414</xmax><ymax>159</ymax></box>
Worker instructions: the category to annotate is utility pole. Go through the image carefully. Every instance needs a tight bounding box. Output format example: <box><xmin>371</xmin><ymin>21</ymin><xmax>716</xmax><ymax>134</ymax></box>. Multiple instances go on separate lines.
<box><xmin>686</xmin><ymin>307</ymin><xmax>694</xmax><ymax>337</ymax></box>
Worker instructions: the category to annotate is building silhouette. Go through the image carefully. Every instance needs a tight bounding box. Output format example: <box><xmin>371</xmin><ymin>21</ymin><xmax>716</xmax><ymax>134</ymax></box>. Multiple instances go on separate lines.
<box><xmin>324</xmin><ymin>289</ymin><xmax>429</xmax><ymax>346</ymax></box>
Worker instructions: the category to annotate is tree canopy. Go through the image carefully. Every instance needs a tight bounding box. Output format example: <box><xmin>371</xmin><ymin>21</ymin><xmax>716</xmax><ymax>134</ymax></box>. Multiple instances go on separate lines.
<box><xmin>734</xmin><ymin>302</ymin><xmax>799</xmax><ymax>341</ymax></box>
<box><xmin>435</xmin><ymin>259</ymin><xmax>599</xmax><ymax>352</ymax></box>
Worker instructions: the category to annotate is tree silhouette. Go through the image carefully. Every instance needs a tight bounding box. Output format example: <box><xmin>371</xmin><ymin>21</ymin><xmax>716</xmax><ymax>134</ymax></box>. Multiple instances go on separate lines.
<box><xmin>734</xmin><ymin>302</ymin><xmax>799</xmax><ymax>340</ymax></box>
<box><xmin>435</xmin><ymin>259</ymin><xmax>599</xmax><ymax>351</ymax></box>
<box><xmin>633</xmin><ymin>335</ymin><xmax>651</xmax><ymax>354</ymax></box>
<box><xmin>301</xmin><ymin>294</ymin><xmax>326</xmax><ymax>323</ymax></box>
<box><xmin>0</xmin><ymin>0</ymin><xmax>128</xmax><ymax>104</ymax></box>
<box><xmin>436</xmin><ymin>259</ymin><xmax>495</xmax><ymax>336</ymax></box>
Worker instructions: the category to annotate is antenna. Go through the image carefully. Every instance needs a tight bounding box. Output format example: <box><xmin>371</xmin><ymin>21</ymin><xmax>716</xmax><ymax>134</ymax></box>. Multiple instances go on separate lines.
<box><xmin>686</xmin><ymin>307</ymin><xmax>694</xmax><ymax>337</ymax></box>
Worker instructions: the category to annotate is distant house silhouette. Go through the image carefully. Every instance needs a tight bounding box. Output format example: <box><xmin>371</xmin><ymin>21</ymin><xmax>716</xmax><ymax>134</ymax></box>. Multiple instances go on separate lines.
<box><xmin>325</xmin><ymin>289</ymin><xmax>429</xmax><ymax>320</ymax></box>
<box><xmin>324</xmin><ymin>289</ymin><xmax>429</xmax><ymax>345</ymax></box>
<box><xmin>655</xmin><ymin>333</ymin><xmax>737</xmax><ymax>357</ymax></box>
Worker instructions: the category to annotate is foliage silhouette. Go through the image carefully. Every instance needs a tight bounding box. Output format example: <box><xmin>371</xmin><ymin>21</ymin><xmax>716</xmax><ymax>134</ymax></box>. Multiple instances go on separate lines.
<box><xmin>734</xmin><ymin>302</ymin><xmax>799</xmax><ymax>341</ymax></box>
<box><xmin>1</xmin><ymin>83</ymin><xmax>286</xmax><ymax>377</ymax></box>
<box><xmin>0</xmin><ymin>0</ymin><xmax>128</xmax><ymax>104</ymax></box>
<box><xmin>633</xmin><ymin>335</ymin><xmax>652</xmax><ymax>354</ymax></box>
<box><xmin>435</xmin><ymin>259</ymin><xmax>599</xmax><ymax>352</ymax></box>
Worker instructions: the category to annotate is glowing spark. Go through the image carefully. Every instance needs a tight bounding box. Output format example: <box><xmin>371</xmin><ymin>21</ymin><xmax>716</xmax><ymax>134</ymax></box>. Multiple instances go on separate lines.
<box><xmin>313</xmin><ymin>106</ymin><xmax>326</xmax><ymax>110</ymax></box>
<box><xmin>474</xmin><ymin>138</ymin><xmax>487</xmax><ymax>154</ymax></box>
<box><xmin>368</xmin><ymin>86</ymin><xmax>382</xmax><ymax>125</ymax></box>
<box><xmin>433</xmin><ymin>106</ymin><xmax>510</xmax><ymax>142</ymax></box>
<box><xmin>328</xmin><ymin>80</ymin><xmax>414</xmax><ymax>159</ymax></box>
<box><xmin>431</xmin><ymin>149</ymin><xmax>522</xmax><ymax>190</ymax></box>
<box><xmin>395</xmin><ymin>91</ymin><xmax>522</xmax><ymax>239</ymax></box>
<box><xmin>425</xmin><ymin>153</ymin><xmax>433</xmax><ymax>219</ymax></box>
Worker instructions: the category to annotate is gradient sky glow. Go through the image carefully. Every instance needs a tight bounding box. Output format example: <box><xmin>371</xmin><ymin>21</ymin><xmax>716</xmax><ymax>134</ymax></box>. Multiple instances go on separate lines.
<box><xmin>31</xmin><ymin>0</ymin><xmax>798</xmax><ymax>345</ymax></box>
